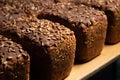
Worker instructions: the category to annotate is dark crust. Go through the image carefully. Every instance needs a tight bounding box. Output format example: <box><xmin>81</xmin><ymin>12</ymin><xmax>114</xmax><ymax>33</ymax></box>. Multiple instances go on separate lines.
<box><xmin>39</xmin><ymin>3</ymin><xmax>106</xmax><ymax>28</ymax></box>
<box><xmin>38</xmin><ymin>3</ymin><xmax>107</xmax><ymax>62</ymax></box>
<box><xmin>0</xmin><ymin>0</ymin><xmax>55</xmax><ymax>16</ymax></box>
<box><xmin>75</xmin><ymin>0</ymin><xmax>120</xmax><ymax>44</ymax></box>
<box><xmin>0</xmin><ymin>1</ymin><xmax>76</xmax><ymax>80</ymax></box>
<box><xmin>0</xmin><ymin>11</ymin><xmax>76</xmax><ymax>80</ymax></box>
<box><xmin>0</xmin><ymin>35</ymin><xmax>30</xmax><ymax>80</ymax></box>
<box><xmin>0</xmin><ymin>15</ymin><xmax>75</xmax><ymax>47</ymax></box>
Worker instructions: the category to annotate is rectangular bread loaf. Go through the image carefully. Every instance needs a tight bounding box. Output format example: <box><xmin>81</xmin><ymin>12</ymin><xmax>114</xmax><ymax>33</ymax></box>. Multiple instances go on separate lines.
<box><xmin>38</xmin><ymin>3</ymin><xmax>108</xmax><ymax>62</ymax></box>
<box><xmin>74</xmin><ymin>0</ymin><xmax>120</xmax><ymax>44</ymax></box>
<box><xmin>0</xmin><ymin>8</ymin><xmax>76</xmax><ymax>80</ymax></box>
<box><xmin>0</xmin><ymin>1</ymin><xmax>76</xmax><ymax>80</ymax></box>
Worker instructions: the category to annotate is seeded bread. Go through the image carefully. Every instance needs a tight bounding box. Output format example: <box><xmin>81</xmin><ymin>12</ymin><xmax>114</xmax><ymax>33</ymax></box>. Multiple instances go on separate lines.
<box><xmin>0</xmin><ymin>0</ymin><xmax>55</xmax><ymax>17</ymax></box>
<box><xmin>38</xmin><ymin>3</ymin><xmax>107</xmax><ymax>62</ymax></box>
<box><xmin>0</xmin><ymin>35</ymin><xmax>30</xmax><ymax>80</ymax></box>
<box><xmin>0</xmin><ymin>12</ymin><xmax>76</xmax><ymax>80</ymax></box>
<box><xmin>0</xmin><ymin>1</ymin><xmax>76</xmax><ymax>80</ymax></box>
<box><xmin>74</xmin><ymin>0</ymin><xmax>120</xmax><ymax>44</ymax></box>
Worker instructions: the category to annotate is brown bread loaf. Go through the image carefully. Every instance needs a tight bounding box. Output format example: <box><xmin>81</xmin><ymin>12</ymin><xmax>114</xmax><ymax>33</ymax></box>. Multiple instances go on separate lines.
<box><xmin>72</xmin><ymin>0</ymin><xmax>120</xmax><ymax>44</ymax></box>
<box><xmin>0</xmin><ymin>15</ymin><xmax>76</xmax><ymax>80</ymax></box>
<box><xmin>0</xmin><ymin>35</ymin><xmax>30</xmax><ymax>80</ymax></box>
<box><xmin>38</xmin><ymin>3</ymin><xmax>107</xmax><ymax>63</ymax></box>
<box><xmin>0</xmin><ymin>1</ymin><xmax>76</xmax><ymax>80</ymax></box>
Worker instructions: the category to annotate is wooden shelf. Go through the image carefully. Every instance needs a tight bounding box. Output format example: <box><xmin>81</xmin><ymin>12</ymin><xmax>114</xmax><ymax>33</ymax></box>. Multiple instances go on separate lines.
<box><xmin>65</xmin><ymin>43</ymin><xmax>120</xmax><ymax>80</ymax></box>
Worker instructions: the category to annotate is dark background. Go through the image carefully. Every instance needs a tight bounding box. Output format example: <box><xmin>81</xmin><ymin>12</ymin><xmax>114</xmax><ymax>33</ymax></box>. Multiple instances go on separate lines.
<box><xmin>88</xmin><ymin>59</ymin><xmax>120</xmax><ymax>80</ymax></box>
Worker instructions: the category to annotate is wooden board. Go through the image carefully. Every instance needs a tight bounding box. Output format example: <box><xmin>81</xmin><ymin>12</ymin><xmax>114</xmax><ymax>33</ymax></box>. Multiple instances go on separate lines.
<box><xmin>65</xmin><ymin>43</ymin><xmax>120</xmax><ymax>80</ymax></box>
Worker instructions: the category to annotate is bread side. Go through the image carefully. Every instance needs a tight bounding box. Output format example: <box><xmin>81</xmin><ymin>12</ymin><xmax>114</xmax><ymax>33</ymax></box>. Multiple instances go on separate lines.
<box><xmin>0</xmin><ymin>35</ymin><xmax>30</xmax><ymax>80</ymax></box>
<box><xmin>38</xmin><ymin>3</ymin><xmax>107</xmax><ymax>62</ymax></box>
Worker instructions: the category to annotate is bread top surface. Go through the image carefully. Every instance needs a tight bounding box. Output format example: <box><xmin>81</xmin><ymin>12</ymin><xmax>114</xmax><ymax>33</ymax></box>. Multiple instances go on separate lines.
<box><xmin>0</xmin><ymin>35</ymin><xmax>29</xmax><ymax>65</ymax></box>
<box><xmin>0</xmin><ymin>11</ymin><xmax>75</xmax><ymax>47</ymax></box>
<box><xmin>76</xmin><ymin>0</ymin><xmax>120</xmax><ymax>12</ymax></box>
<box><xmin>40</xmin><ymin>3</ymin><xmax>107</xmax><ymax>28</ymax></box>
<box><xmin>16</xmin><ymin>19</ymin><xmax>75</xmax><ymax>47</ymax></box>
<box><xmin>0</xmin><ymin>0</ymin><xmax>55</xmax><ymax>17</ymax></box>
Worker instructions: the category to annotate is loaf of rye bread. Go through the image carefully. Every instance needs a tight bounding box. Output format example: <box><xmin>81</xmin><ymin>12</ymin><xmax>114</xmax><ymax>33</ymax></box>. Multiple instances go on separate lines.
<box><xmin>38</xmin><ymin>3</ymin><xmax>107</xmax><ymax>63</ymax></box>
<box><xmin>0</xmin><ymin>1</ymin><xmax>76</xmax><ymax>80</ymax></box>
<box><xmin>0</xmin><ymin>35</ymin><xmax>30</xmax><ymax>80</ymax></box>
<box><xmin>0</xmin><ymin>10</ymin><xmax>76</xmax><ymax>80</ymax></box>
<box><xmin>72</xmin><ymin>0</ymin><xmax>120</xmax><ymax>44</ymax></box>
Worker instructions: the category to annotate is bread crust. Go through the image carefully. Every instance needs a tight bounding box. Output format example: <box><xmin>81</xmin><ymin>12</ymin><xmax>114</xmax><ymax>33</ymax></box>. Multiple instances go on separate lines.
<box><xmin>39</xmin><ymin>3</ymin><xmax>107</xmax><ymax>62</ymax></box>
